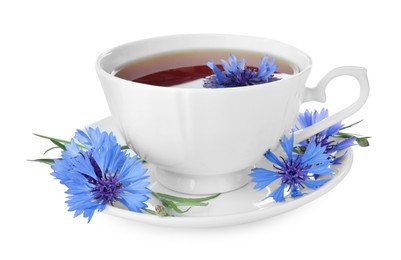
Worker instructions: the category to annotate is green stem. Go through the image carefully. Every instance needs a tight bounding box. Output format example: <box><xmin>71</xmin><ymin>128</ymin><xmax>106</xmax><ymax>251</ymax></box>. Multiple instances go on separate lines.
<box><xmin>28</xmin><ymin>158</ymin><xmax>57</xmax><ymax>165</ymax></box>
<box><xmin>152</xmin><ymin>192</ymin><xmax>220</xmax><ymax>203</ymax></box>
<box><xmin>33</xmin><ymin>133</ymin><xmax>86</xmax><ymax>149</ymax></box>
<box><xmin>142</xmin><ymin>208</ymin><xmax>157</xmax><ymax>215</ymax></box>
<box><xmin>340</xmin><ymin>120</ymin><xmax>363</xmax><ymax>131</ymax></box>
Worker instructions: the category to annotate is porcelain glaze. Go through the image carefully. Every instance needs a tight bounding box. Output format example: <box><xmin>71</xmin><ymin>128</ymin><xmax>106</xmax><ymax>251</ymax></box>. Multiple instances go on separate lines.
<box><xmin>96</xmin><ymin>34</ymin><xmax>368</xmax><ymax>194</ymax></box>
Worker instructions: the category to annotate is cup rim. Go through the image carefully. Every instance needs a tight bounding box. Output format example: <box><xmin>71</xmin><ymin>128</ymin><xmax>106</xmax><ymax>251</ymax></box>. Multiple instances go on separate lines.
<box><xmin>95</xmin><ymin>33</ymin><xmax>313</xmax><ymax>92</ymax></box>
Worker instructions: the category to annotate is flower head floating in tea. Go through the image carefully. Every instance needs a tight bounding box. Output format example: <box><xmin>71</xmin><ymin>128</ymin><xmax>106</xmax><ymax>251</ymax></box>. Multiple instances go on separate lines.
<box><xmin>203</xmin><ymin>54</ymin><xmax>277</xmax><ymax>88</ymax></box>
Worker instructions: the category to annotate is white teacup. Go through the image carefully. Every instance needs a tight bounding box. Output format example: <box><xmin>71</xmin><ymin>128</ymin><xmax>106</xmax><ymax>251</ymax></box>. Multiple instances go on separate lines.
<box><xmin>96</xmin><ymin>34</ymin><xmax>369</xmax><ymax>195</ymax></box>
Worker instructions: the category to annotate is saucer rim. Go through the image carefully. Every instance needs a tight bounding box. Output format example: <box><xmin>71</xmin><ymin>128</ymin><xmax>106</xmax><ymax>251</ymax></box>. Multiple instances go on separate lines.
<box><xmin>94</xmin><ymin>116</ymin><xmax>353</xmax><ymax>228</ymax></box>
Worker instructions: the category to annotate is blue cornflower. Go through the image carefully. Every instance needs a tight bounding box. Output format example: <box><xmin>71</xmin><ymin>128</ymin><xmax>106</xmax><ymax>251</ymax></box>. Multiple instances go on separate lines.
<box><xmin>203</xmin><ymin>54</ymin><xmax>278</xmax><ymax>88</ymax></box>
<box><xmin>51</xmin><ymin>128</ymin><xmax>150</xmax><ymax>222</ymax></box>
<box><xmin>293</xmin><ymin>108</ymin><xmax>355</xmax><ymax>163</ymax></box>
<box><xmin>250</xmin><ymin>133</ymin><xmax>333</xmax><ymax>202</ymax></box>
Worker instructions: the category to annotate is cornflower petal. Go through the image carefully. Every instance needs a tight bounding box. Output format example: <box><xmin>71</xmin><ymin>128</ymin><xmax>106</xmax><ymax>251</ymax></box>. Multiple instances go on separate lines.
<box><xmin>303</xmin><ymin>179</ymin><xmax>330</xmax><ymax>190</ymax></box>
<box><xmin>250</xmin><ymin>168</ymin><xmax>281</xmax><ymax>190</ymax></box>
<box><xmin>332</xmin><ymin>152</ymin><xmax>347</xmax><ymax>165</ymax></box>
<box><xmin>119</xmin><ymin>157</ymin><xmax>148</xmax><ymax>185</ymax></box>
<box><xmin>301</xmin><ymin>141</ymin><xmax>329</xmax><ymax>165</ymax></box>
<box><xmin>119</xmin><ymin>195</ymin><xmax>149</xmax><ymax>213</ymax></box>
<box><xmin>203</xmin><ymin>54</ymin><xmax>278</xmax><ymax>88</ymax></box>
<box><xmin>280</xmin><ymin>134</ymin><xmax>294</xmax><ymax>161</ymax></box>
<box><xmin>220</xmin><ymin>59</ymin><xmax>231</xmax><ymax>72</ymax></box>
<box><xmin>229</xmin><ymin>54</ymin><xmax>237</xmax><ymax>68</ymax></box>
<box><xmin>264</xmin><ymin>150</ymin><xmax>284</xmax><ymax>167</ymax></box>
<box><xmin>251</xmin><ymin>127</ymin><xmax>333</xmax><ymax>202</ymax></box>
<box><xmin>290</xmin><ymin>186</ymin><xmax>304</xmax><ymax>198</ymax></box>
<box><xmin>63</xmin><ymin>139</ymin><xmax>81</xmax><ymax>158</ymax></box>
<box><xmin>331</xmin><ymin>138</ymin><xmax>356</xmax><ymax>152</ymax></box>
<box><xmin>308</xmin><ymin>163</ymin><xmax>333</xmax><ymax>175</ymax></box>
<box><xmin>207</xmin><ymin>62</ymin><xmax>227</xmax><ymax>83</ymax></box>
<box><xmin>75</xmin><ymin>127</ymin><xmax>107</xmax><ymax>149</ymax></box>
<box><xmin>268</xmin><ymin>183</ymin><xmax>286</xmax><ymax>202</ymax></box>
<box><xmin>237</xmin><ymin>58</ymin><xmax>246</xmax><ymax>71</ymax></box>
<box><xmin>326</xmin><ymin>122</ymin><xmax>343</xmax><ymax>137</ymax></box>
<box><xmin>294</xmin><ymin>108</ymin><xmax>354</xmax><ymax>160</ymax></box>
<box><xmin>91</xmin><ymin>144</ymin><xmax>125</xmax><ymax>176</ymax></box>
<box><xmin>72</xmin><ymin>152</ymin><xmax>97</xmax><ymax>180</ymax></box>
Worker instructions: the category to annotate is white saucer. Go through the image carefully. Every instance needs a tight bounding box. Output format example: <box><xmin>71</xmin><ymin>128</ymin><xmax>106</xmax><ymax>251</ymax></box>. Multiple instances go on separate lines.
<box><xmin>93</xmin><ymin>117</ymin><xmax>353</xmax><ymax>228</ymax></box>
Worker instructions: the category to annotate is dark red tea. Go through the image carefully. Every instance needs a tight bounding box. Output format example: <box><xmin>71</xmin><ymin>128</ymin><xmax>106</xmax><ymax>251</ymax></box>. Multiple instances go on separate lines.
<box><xmin>114</xmin><ymin>49</ymin><xmax>297</xmax><ymax>87</ymax></box>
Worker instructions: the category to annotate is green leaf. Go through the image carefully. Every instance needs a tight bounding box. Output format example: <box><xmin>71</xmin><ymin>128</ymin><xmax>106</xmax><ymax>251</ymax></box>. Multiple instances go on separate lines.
<box><xmin>121</xmin><ymin>145</ymin><xmax>130</xmax><ymax>150</ymax></box>
<box><xmin>150</xmin><ymin>192</ymin><xmax>219</xmax><ymax>215</ymax></box>
<box><xmin>28</xmin><ymin>158</ymin><xmax>56</xmax><ymax>165</ymax></box>
<box><xmin>293</xmin><ymin>146</ymin><xmax>306</xmax><ymax>154</ymax></box>
<box><xmin>50</xmin><ymin>139</ymin><xmax>66</xmax><ymax>150</ymax></box>
<box><xmin>175</xmin><ymin>201</ymin><xmax>208</xmax><ymax>207</ymax></box>
<box><xmin>336</xmin><ymin>132</ymin><xmax>371</xmax><ymax>139</ymax></box>
<box><xmin>335</xmin><ymin>132</ymin><xmax>371</xmax><ymax>148</ymax></box>
<box><xmin>356</xmin><ymin>137</ymin><xmax>370</xmax><ymax>147</ymax></box>
<box><xmin>33</xmin><ymin>133</ymin><xmax>71</xmax><ymax>144</ymax></box>
<box><xmin>340</xmin><ymin>120</ymin><xmax>363</xmax><ymax>131</ymax></box>
<box><xmin>33</xmin><ymin>133</ymin><xmax>86</xmax><ymax>149</ymax></box>
<box><xmin>43</xmin><ymin>146</ymin><xmax>60</xmax><ymax>155</ymax></box>
<box><xmin>152</xmin><ymin>192</ymin><xmax>220</xmax><ymax>203</ymax></box>
<box><xmin>162</xmin><ymin>200</ymin><xmax>191</xmax><ymax>214</ymax></box>
<box><xmin>335</xmin><ymin>132</ymin><xmax>354</xmax><ymax>138</ymax></box>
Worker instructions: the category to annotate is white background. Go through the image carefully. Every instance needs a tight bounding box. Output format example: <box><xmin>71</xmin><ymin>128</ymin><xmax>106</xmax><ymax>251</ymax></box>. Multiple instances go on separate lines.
<box><xmin>1</xmin><ymin>0</ymin><xmax>399</xmax><ymax>259</ymax></box>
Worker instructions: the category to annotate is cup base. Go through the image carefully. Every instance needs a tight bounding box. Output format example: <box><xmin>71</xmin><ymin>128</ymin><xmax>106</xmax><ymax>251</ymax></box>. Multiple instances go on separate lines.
<box><xmin>154</xmin><ymin>167</ymin><xmax>252</xmax><ymax>195</ymax></box>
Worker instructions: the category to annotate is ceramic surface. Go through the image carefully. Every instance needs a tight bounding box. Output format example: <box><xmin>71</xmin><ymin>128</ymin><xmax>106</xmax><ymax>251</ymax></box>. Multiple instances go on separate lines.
<box><xmin>96</xmin><ymin>34</ymin><xmax>367</xmax><ymax>194</ymax></box>
<box><xmin>94</xmin><ymin>117</ymin><xmax>353</xmax><ymax>228</ymax></box>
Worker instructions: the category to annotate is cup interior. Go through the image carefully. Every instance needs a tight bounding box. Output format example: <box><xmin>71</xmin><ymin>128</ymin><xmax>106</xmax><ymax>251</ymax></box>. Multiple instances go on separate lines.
<box><xmin>96</xmin><ymin>34</ymin><xmax>312</xmax><ymax>84</ymax></box>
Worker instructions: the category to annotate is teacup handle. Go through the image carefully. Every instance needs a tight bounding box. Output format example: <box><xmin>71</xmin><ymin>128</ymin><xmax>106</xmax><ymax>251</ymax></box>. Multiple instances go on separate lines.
<box><xmin>294</xmin><ymin>66</ymin><xmax>369</xmax><ymax>144</ymax></box>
